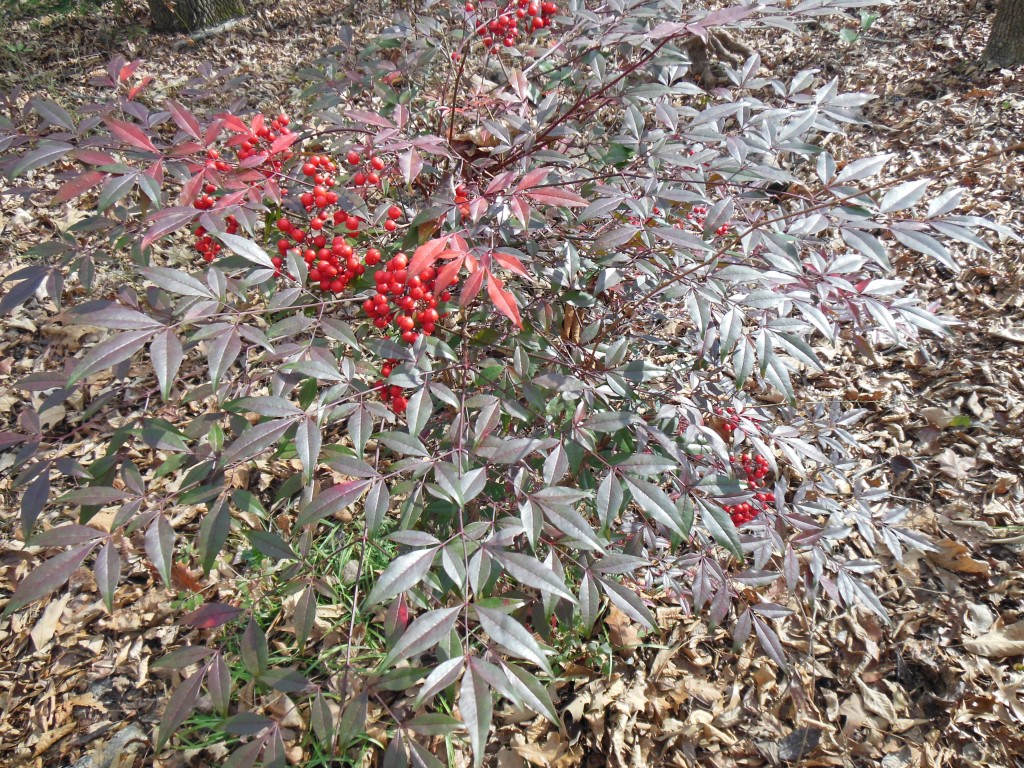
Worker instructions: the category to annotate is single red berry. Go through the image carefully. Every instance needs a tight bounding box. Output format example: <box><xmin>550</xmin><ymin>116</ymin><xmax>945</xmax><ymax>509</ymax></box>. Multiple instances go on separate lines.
<box><xmin>384</xmin><ymin>219</ymin><xmax>397</xmax><ymax>232</ymax></box>
<box><xmin>346</xmin><ymin>150</ymin><xmax>361</xmax><ymax>165</ymax></box>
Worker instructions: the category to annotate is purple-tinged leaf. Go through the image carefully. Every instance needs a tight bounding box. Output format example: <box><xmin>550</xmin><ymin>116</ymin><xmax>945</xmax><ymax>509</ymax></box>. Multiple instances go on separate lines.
<box><xmin>207</xmin><ymin>327</ymin><xmax>241</xmax><ymax>390</ymax></box>
<box><xmin>75</xmin><ymin>304</ymin><xmax>162</xmax><ymax>330</ymax></box>
<box><xmin>141</xmin><ymin>207</ymin><xmax>200</xmax><ymax>250</ymax></box>
<box><xmin>30</xmin><ymin>98</ymin><xmax>75</xmax><ymax>130</ymax></box>
<box><xmin>502</xmin><ymin>662</ymin><xmax>559</xmax><ymax>724</ymax></box>
<box><xmin>198</xmin><ymin>498</ymin><xmax>230</xmax><ymax>574</ymax></box>
<box><xmin>698</xmin><ymin>499</ymin><xmax>743</xmax><ymax>558</ymax></box>
<box><xmin>337</xmin><ymin>691</ymin><xmax>369</xmax><ymax>746</ymax></box>
<box><xmin>59</xmin><ymin>486</ymin><xmax>127</xmax><ymax>507</ymax></box>
<box><xmin>157</xmin><ymin>664</ymin><xmax>209</xmax><ymax>749</ymax></box>
<box><xmin>407</xmin><ymin>714</ymin><xmax>464</xmax><ymax>736</ymax></box>
<box><xmin>260</xmin><ymin>668</ymin><xmax>310</xmax><ymax>693</ymax></box>
<box><xmin>599</xmin><ymin>578</ymin><xmax>656</xmax><ymax>631</ymax></box>
<box><xmin>207</xmin><ymin>653</ymin><xmax>231</xmax><ymax>716</ymax></box>
<box><xmin>145</xmin><ymin>514</ymin><xmax>175</xmax><ymax>588</ymax></box>
<box><xmin>413</xmin><ymin>656</ymin><xmax>465</xmax><ymax>708</ymax></box>
<box><xmin>219</xmin><ymin>233</ymin><xmax>276</xmax><ymax>269</ymax></box>
<box><xmin>476</xmin><ymin>606</ymin><xmax>552</xmax><ymax>675</ymax></box>
<box><xmin>623</xmin><ymin>477</ymin><xmax>687</xmax><ymax>537</ymax></box>
<box><xmin>364</xmin><ymin>479</ymin><xmax>390</xmax><ymax>535</ymax></box>
<box><xmin>409</xmin><ymin>738</ymin><xmax>447</xmax><ymax>768</ymax></box>
<box><xmin>753</xmin><ymin>615</ymin><xmax>788</xmax><ymax>669</ymax></box>
<box><xmin>310</xmin><ymin>691</ymin><xmax>334</xmax><ymax>748</ymax></box>
<box><xmin>293</xmin><ymin>584</ymin><xmax>316</xmax><ymax>651</ymax></box>
<box><xmin>21</xmin><ymin>471</ymin><xmax>50</xmax><ymax>536</ymax></box>
<box><xmin>139</xmin><ymin>266</ymin><xmax>215</xmax><ymax>298</ymax></box>
<box><xmin>223</xmin><ymin>738</ymin><xmax>264</xmax><ymax>768</ymax></box>
<box><xmin>223</xmin><ymin>712</ymin><xmax>274</xmax><ymax>736</ymax></box>
<box><xmin>68</xmin><ymin>329</ymin><xmax>156</xmax><ymax>386</ymax></box>
<box><xmin>460</xmin><ymin>661</ymin><xmax>493</xmax><ymax>768</ymax></box>
<box><xmin>11</xmin><ymin>141</ymin><xmax>74</xmax><ymax>178</ymax></box>
<box><xmin>240</xmin><ymin>616</ymin><xmax>269</xmax><ymax>677</ymax></box>
<box><xmin>365</xmin><ymin>548</ymin><xmax>437</xmax><ymax>606</ymax></box>
<box><xmin>164</xmin><ymin>99</ymin><xmax>201</xmax><ymax>139</ymax></box>
<box><xmin>179</xmin><ymin>602</ymin><xmax>242</xmax><ymax>629</ymax></box>
<box><xmin>94</xmin><ymin>540</ymin><xmax>121</xmax><ymax>612</ymax></box>
<box><xmin>493</xmin><ymin>552</ymin><xmax>576</xmax><ymax>603</ymax></box>
<box><xmin>151</xmin><ymin>330</ymin><xmax>183</xmax><ymax>402</ymax></box>
<box><xmin>151</xmin><ymin>645</ymin><xmax>214</xmax><ymax>670</ymax></box>
<box><xmin>3</xmin><ymin>542</ymin><xmax>95</xmax><ymax>617</ymax></box>
<box><xmin>244</xmin><ymin>529</ymin><xmax>296</xmax><ymax>561</ymax></box>
<box><xmin>380</xmin><ymin>606</ymin><xmax>462</xmax><ymax>669</ymax></box>
<box><xmin>31</xmin><ymin>524</ymin><xmax>105</xmax><ymax>548</ymax></box>
<box><xmin>295</xmin><ymin>416</ymin><xmax>321</xmax><ymax>482</ymax></box>
<box><xmin>295</xmin><ymin>480</ymin><xmax>371</xmax><ymax>528</ymax></box>
<box><xmin>879</xmin><ymin>179</ymin><xmax>931</xmax><ymax>213</ymax></box>
<box><xmin>219</xmin><ymin>418</ymin><xmax>293</xmax><ymax>468</ymax></box>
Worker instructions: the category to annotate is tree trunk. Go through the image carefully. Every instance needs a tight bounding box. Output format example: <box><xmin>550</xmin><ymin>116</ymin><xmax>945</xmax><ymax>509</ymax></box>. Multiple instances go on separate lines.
<box><xmin>149</xmin><ymin>0</ymin><xmax>246</xmax><ymax>33</ymax></box>
<box><xmin>985</xmin><ymin>0</ymin><xmax>1024</xmax><ymax>67</ymax></box>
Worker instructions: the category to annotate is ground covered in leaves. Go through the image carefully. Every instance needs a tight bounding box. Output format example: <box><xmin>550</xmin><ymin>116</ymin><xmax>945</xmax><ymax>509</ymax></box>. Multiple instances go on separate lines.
<box><xmin>1</xmin><ymin>0</ymin><xmax>1023</xmax><ymax>766</ymax></box>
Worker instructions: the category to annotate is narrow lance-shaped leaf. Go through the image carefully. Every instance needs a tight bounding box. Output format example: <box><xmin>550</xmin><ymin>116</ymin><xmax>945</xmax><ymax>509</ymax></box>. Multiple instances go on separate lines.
<box><xmin>475</xmin><ymin>606</ymin><xmax>552</xmax><ymax>675</ymax></box>
<box><xmin>380</xmin><ymin>606</ymin><xmax>462</xmax><ymax>669</ymax></box>
<box><xmin>364</xmin><ymin>548</ymin><xmax>437</xmax><ymax>607</ymax></box>
<box><xmin>145</xmin><ymin>514</ymin><xmax>176</xmax><ymax>588</ymax></box>
<box><xmin>151</xmin><ymin>329</ymin><xmax>183</xmax><ymax>402</ymax></box>
<box><xmin>460</xmin><ymin>662</ymin><xmax>493</xmax><ymax>768</ymax></box>
<box><xmin>157</xmin><ymin>663</ymin><xmax>209</xmax><ymax>749</ymax></box>
<box><xmin>241</xmin><ymin>616</ymin><xmax>269</xmax><ymax>677</ymax></box>
<box><xmin>94</xmin><ymin>539</ymin><xmax>121</xmax><ymax>612</ymax></box>
<box><xmin>68</xmin><ymin>330</ymin><xmax>156</xmax><ymax>386</ymax></box>
<box><xmin>2</xmin><ymin>542</ymin><xmax>96</xmax><ymax>617</ymax></box>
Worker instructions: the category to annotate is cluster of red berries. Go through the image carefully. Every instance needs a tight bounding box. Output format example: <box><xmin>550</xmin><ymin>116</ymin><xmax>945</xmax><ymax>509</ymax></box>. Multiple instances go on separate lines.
<box><xmin>363</xmin><ymin>251</ymin><xmax>453</xmax><ymax>345</ymax></box>
<box><xmin>466</xmin><ymin>0</ymin><xmax>558</xmax><ymax>53</ymax></box>
<box><xmin>724</xmin><ymin>453</ymin><xmax>775</xmax><ymax>526</ymax></box>
<box><xmin>714</xmin><ymin>405</ymin><xmax>740</xmax><ymax>434</ymax></box>
<box><xmin>227</xmin><ymin>113</ymin><xmax>294</xmax><ymax>173</ymax></box>
<box><xmin>373</xmin><ymin>359</ymin><xmax>407</xmax><ymax>414</ymax></box>
<box><xmin>190</xmin><ymin>113</ymin><xmax>296</xmax><ymax>262</ymax></box>
<box><xmin>271</xmin><ymin>152</ymin><xmax>406</xmax><ymax>292</ymax></box>
<box><xmin>679</xmin><ymin>204</ymin><xmax>730</xmax><ymax>237</ymax></box>
<box><xmin>193</xmin><ymin>212</ymin><xmax>239</xmax><ymax>262</ymax></box>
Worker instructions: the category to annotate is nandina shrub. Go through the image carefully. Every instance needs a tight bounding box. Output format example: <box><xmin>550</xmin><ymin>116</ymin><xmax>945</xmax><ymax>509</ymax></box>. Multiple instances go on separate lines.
<box><xmin>0</xmin><ymin>1</ymin><xmax>1012</xmax><ymax>764</ymax></box>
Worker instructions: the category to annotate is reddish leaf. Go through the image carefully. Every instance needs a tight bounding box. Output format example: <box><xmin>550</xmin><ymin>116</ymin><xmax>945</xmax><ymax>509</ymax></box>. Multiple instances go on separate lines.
<box><xmin>408</xmin><ymin>238</ymin><xmax>450</xmax><ymax>279</ymax></box>
<box><xmin>179</xmin><ymin>602</ymin><xmax>242</xmax><ymax>628</ymax></box>
<box><xmin>515</xmin><ymin>166</ymin><xmax>551</xmax><ymax>192</ymax></box>
<box><xmin>399</xmin><ymin>147</ymin><xmax>423</xmax><ymax>185</ymax></box>
<box><xmin>94</xmin><ymin>539</ymin><xmax>121</xmax><ymax>612</ymax></box>
<box><xmin>145</xmin><ymin>514</ymin><xmax>175</xmax><ymax>588</ymax></box>
<box><xmin>433</xmin><ymin>255</ymin><xmax>465</xmax><ymax>295</ymax></box>
<box><xmin>522</xmin><ymin>187</ymin><xmax>589</xmax><ymax>208</ymax></box>
<box><xmin>3</xmin><ymin>543</ymin><xmax>96</xmax><ymax>617</ymax></box>
<box><xmin>105</xmin><ymin>118</ymin><xmax>158</xmax><ymax>154</ymax></box>
<box><xmin>486</xmin><ymin>273</ymin><xmax>522</xmax><ymax>328</ymax></box>
<box><xmin>492</xmin><ymin>252</ymin><xmax>530</xmax><ymax>279</ymax></box>
<box><xmin>71</xmin><ymin>149</ymin><xmax>116</xmax><ymax>165</ymax></box>
<box><xmin>460</xmin><ymin>660</ymin><xmax>493</xmax><ymax>768</ymax></box>
<box><xmin>157</xmin><ymin>664</ymin><xmax>208</xmax><ymax>749</ymax></box>
<box><xmin>241</xmin><ymin>616</ymin><xmax>269</xmax><ymax>677</ymax></box>
<box><xmin>52</xmin><ymin>171</ymin><xmax>107</xmax><ymax>204</ymax></box>
<box><xmin>165</xmin><ymin>99</ymin><xmax>201</xmax><ymax>139</ymax></box>
<box><xmin>459</xmin><ymin>267</ymin><xmax>486</xmax><ymax>308</ymax></box>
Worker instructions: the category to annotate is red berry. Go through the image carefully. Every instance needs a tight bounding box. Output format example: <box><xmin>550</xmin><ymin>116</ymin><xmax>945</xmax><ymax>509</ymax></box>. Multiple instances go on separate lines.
<box><xmin>347</xmin><ymin>150</ymin><xmax>361</xmax><ymax>165</ymax></box>
<box><xmin>370</xmin><ymin>156</ymin><xmax>385</xmax><ymax>171</ymax></box>
<box><xmin>391</xmin><ymin>395</ymin><xmax>408</xmax><ymax>413</ymax></box>
<box><xmin>388</xmin><ymin>205</ymin><xmax>402</xmax><ymax>220</ymax></box>
<box><xmin>384</xmin><ymin>219</ymin><xmax>397</xmax><ymax>232</ymax></box>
